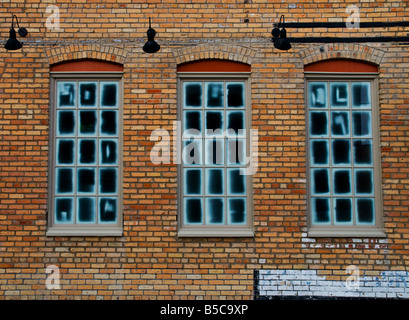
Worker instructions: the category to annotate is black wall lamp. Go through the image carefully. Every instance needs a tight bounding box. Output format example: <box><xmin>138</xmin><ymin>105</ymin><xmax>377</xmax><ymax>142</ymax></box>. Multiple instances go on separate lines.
<box><xmin>272</xmin><ymin>15</ymin><xmax>291</xmax><ymax>51</ymax></box>
<box><xmin>4</xmin><ymin>14</ymin><xmax>28</xmax><ymax>51</ymax></box>
<box><xmin>143</xmin><ymin>17</ymin><xmax>160</xmax><ymax>54</ymax></box>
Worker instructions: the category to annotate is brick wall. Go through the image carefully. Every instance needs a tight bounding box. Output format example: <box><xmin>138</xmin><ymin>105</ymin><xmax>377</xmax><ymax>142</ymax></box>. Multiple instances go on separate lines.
<box><xmin>0</xmin><ymin>0</ymin><xmax>409</xmax><ymax>300</ymax></box>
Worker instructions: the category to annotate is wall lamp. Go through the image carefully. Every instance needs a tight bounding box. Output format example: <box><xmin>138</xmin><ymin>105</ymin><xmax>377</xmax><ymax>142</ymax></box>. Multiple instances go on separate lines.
<box><xmin>272</xmin><ymin>15</ymin><xmax>291</xmax><ymax>51</ymax></box>
<box><xmin>143</xmin><ymin>17</ymin><xmax>160</xmax><ymax>54</ymax></box>
<box><xmin>4</xmin><ymin>14</ymin><xmax>28</xmax><ymax>51</ymax></box>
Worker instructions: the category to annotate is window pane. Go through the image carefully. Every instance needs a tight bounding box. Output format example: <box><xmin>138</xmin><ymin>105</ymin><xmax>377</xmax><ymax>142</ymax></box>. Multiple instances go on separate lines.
<box><xmin>184</xmin><ymin>198</ymin><xmax>203</xmax><ymax>224</ymax></box>
<box><xmin>57</xmin><ymin>82</ymin><xmax>76</xmax><ymax>107</ymax></box>
<box><xmin>100</xmin><ymin>111</ymin><xmax>118</xmax><ymax>136</ymax></box>
<box><xmin>100</xmin><ymin>140</ymin><xmax>118</xmax><ymax>165</ymax></box>
<box><xmin>331</xmin><ymin>111</ymin><xmax>349</xmax><ymax>136</ymax></box>
<box><xmin>227</xmin><ymin>138</ymin><xmax>246</xmax><ymax>165</ymax></box>
<box><xmin>205</xmin><ymin>82</ymin><xmax>224</xmax><ymax>108</ymax></box>
<box><xmin>356</xmin><ymin>198</ymin><xmax>375</xmax><ymax>225</ymax></box>
<box><xmin>79</xmin><ymin>111</ymin><xmax>97</xmax><ymax>135</ymax></box>
<box><xmin>184</xmin><ymin>168</ymin><xmax>202</xmax><ymax>195</ymax></box>
<box><xmin>56</xmin><ymin>139</ymin><xmax>75</xmax><ymax>165</ymax></box>
<box><xmin>99</xmin><ymin>168</ymin><xmax>117</xmax><ymax>194</ymax></box>
<box><xmin>309</xmin><ymin>82</ymin><xmax>327</xmax><ymax>108</ymax></box>
<box><xmin>334</xmin><ymin>198</ymin><xmax>352</xmax><ymax>225</ymax></box>
<box><xmin>352</xmin><ymin>82</ymin><xmax>371</xmax><ymax>108</ymax></box>
<box><xmin>184</xmin><ymin>82</ymin><xmax>202</xmax><ymax>108</ymax></box>
<box><xmin>182</xmin><ymin>139</ymin><xmax>202</xmax><ymax>165</ymax></box>
<box><xmin>310</xmin><ymin>140</ymin><xmax>329</xmax><ymax>165</ymax></box>
<box><xmin>184</xmin><ymin>111</ymin><xmax>202</xmax><ymax>135</ymax></box>
<box><xmin>352</xmin><ymin>111</ymin><xmax>372</xmax><ymax>137</ymax></box>
<box><xmin>56</xmin><ymin>168</ymin><xmax>74</xmax><ymax>194</ymax></box>
<box><xmin>99</xmin><ymin>198</ymin><xmax>117</xmax><ymax>223</ymax></box>
<box><xmin>79</xmin><ymin>82</ymin><xmax>97</xmax><ymax>108</ymax></box>
<box><xmin>57</xmin><ymin>111</ymin><xmax>75</xmax><ymax>136</ymax></box>
<box><xmin>78</xmin><ymin>197</ymin><xmax>96</xmax><ymax>223</ymax></box>
<box><xmin>309</xmin><ymin>111</ymin><xmax>328</xmax><ymax>136</ymax></box>
<box><xmin>330</xmin><ymin>82</ymin><xmax>349</xmax><ymax>108</ymax></box>
<box><xmin>55</xmin><ymin>198</ymin><xmax>74</xmax><ymax>224</ymax></box>
<box><xmin>332</xmin><ymin>139</ymin><xmax>351</xmax><ymax>165</ymax></box>
<box><xmin>227</xmin><ymin>82</ymin><xmax>245</xmax><ymax>108</ymax></box>
<box><xmin>205</xmin><ymin>139</ymin><xmax>224</xmax><ymax>165</ymax></box>
<box><xmin>355</xmin><ymin>169</ymin><xmax>374</xmax><ymax>195</ymax></box>
<box><xmin>311</xmin><ymin>168</ymin><xmax>330</xmax><ymax>195</ymax></box>
<box><xmin>205</xmin><ymin>111</ymin><xmax>223</xmax><ymax>135</ymax></box>
<box><xmin>77</xmin><ymin>168</ymin><xmax>96</xmax><ymax>194</ymax></box>
<box><xmin>206</xmin><ymin>198</ymin><xmax>224</xmax><ymax>224</ymax></box>
<box><xmin>227</xmin><ymin>111</ymin><xmax>245</xmax><ymax>136</ymax></box>
<box><xmin>227</xmin><ymin>168</ymin><xmax>246</xmax><ymax>195</ymax></box>
<box><xmin>206</xmin><ymin>168</ymin><xmax>224</xmax><ymax>195</ymax></box>
<box><xmin>78</xmin><ymin>139</ymin><xmax>96</xmax><ymax>165</ymax></box>
<box><xmin>311</xmin><ymin>198</ymin><xmax>330</xmax><ymax>224</ymax></box>
<box><xmin>100</xmin><ymin>82</ymin><xmax>118</xmax><ymax>108</ymax></box>
<box><xmin>333</xmin><ymin>169</ymin><xmax>351</xmax><ymax>195</ymax></box>
<box><xmin>227</xmin><ymin>198</ymin><xmax>246</xmax><ymax>224</ymax></box>
<box><xmin>353</xmin><ymin>140</ymin><xmax>372</xmax><ymax>165</ymax></box>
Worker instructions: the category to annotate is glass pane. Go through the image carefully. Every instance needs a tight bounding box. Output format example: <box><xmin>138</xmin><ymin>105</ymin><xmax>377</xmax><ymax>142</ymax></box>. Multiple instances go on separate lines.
<box><xmin>206</xmin><ymin>198</ymin><xmax>224</xmax><ymax>224</ymax></box>
<box><xmin>100</xmin><ymin>140</ymin><xmax>118</xmax><ymax>165</ymax></box>
<box><xmin>100</xmin><ymin>82</ymin><xmax>118</xmax><ymax>108</ymax></box>
<box><xmin>56</xmin><ymin>139</ymin><xmax>75</xmax><ymax>165</ymax></box>
<box><xmin>310</xmin><ymin>140</ymin><xmax>329</xmax><ymax>165</ymax></box>
<box><xmin>332</xmin><ymin>139</ymin><xmax>351</xmax><ymax>165</ymax></box>
<box><xmin>330</xmin><ymin>82</ymin><xmax>349</xmax><ymax>108</ymax></box>
<box><xmin>353</xmin><ymin>140</ymin><xmax>372</xmax><ymax>165</ymax></box>
<box><xmin>205</xmin><ymin>111</ymin><xmax>223</xmax><ymax>136</ymax></box>
<box><xmin>57</xmin><ymin>111</ymin><xmax>75</xmax><ymax>136</ymax></box>
<box><xmin>227</xmin><ymin>138</ymin><xmax>246</xmax><ymax>165</ymax></box>
<box><xmin>311</xmin><ymin>168</ymin><xmax>330</xmax><ymax>195</ymax></box>
<box><xmin>334</xmin><ymin>198</ymin><xmax>352</xmax><ymax>225</ymax></box>
<box><xmin>309</xmin><ymin>82</ymin><xmax>327</xmax><ymax>108</ymax></box>
<box><xmin>352</xmin><ymin>82</ymin><xmax>371</xmax><ymax>108</ymax></box>
<box><xmin>205</xmin><ymin>139</ymin><xmax>224</xmax><ymax>165</ymax></box>
<box><xmin>78</xmin><ymin>197</ymin><xmax>96</xmax><ymax>223</ymax></box>
<box><xmin>56</xmin><ymin>168</ymin><xmax>74</xmax><ymax>194</ymax></box>
<box><xmin>184</xmin><ymin>111</ymin><xmax>202</xmax><ymax>135</ymax></box>
<box><xmin>182</xmin><ymin>139</ymin><xmax>202</xmax><ymax>165</ymax></box>
<box><xmin>99</xmin><ymin>168</ymin><xmax>117</xmax><ymax>194</ymax></box>
<box><xmin>79</xmin><ymin>82</ymin><xmax>97</xmax><ymax>108</ymax></box>
<box><xmin>355</xmin><ymin>169</ymin><xmax>374</xmax><ymax>195</ymax></box>
<box><xmin>78</xmin><ymin>139</ymin><xmax>96</xmax><ymax>165</ymax></box>
<box><xmin>309</xmin><ymin>111</ymin><xmax>328</xmax><ymax>136</ymax></box>
<box><xmin>227</xmin><ymin>168</ymin><xmax>246</xmax><ymax>195</ymax></box>
<box><xmin>352</xmin><ymin>111</ymin><xmax>372</xmax><ymax>137</ymax></box>
<box><xmin>79</xmin><ymin>111</ymin><xmax>97</xmax><ymax>135</ymax></box>
<box><xmin>205</xmin><ymin>82</ymin><xmax>224</xmax><ymax>108</ymax></box>
<box><xmin>184</xmin><ymin>168</ymin><xmax>202</xmax><ymax>195</ymax></box>
<box><xmin>311</xmin><ymin>198</ymin><xmax>330</xmax><ymax>224</ymax></box>
<box><xmin>99</xmin><ymin>198</ymin><xmax>117</xmax><ymax>223</ymax></box>
<box><xmin>184</xmin><ymin>198</ymin><xmax>203</xmax><ymax>224</ymax></box>
<box><xmin>333</xmin><ymin>169</ymin><xmax>351</xmax><ymax>195</ymax></box>
<box><xmin>227</xmin><ymin>111</ymin><xmax>245</xmax><ymax>136</ymax></box>
<box><xmin>356</xmin><ymin>198</ymin><xmax>375</xmax><ymax>225</ymax></box>
<box><xmin>227</xmin><ymin>82</ymin><xmax>245</xmax><ymax>108</ymax></box>
<box><xmin>331</xmin><ymin>111</ymin><xmax>350</xmax><ymax>136</ymax></box>
<box><xmin>227</xmin><ymin>198</ymin><xmax>246</xmax><ymax>224</ymax></box>
<box><xmin>206</xmin><ymin>168</ymin><xmax>224</xmax><ymax>195</ymax></box>
<box><xmin>100</xmin><ymin>111</ymin><xmax>118</xmax><ymax>136</ymax></box>
<box><xmin>77</xmin><ymin>168</ymin><xmax>96</xmax><ymax>194</ymax></box>
<box><xmin>55</xmin><ymin>198</ymin><xmax>74</xmax><ymax>224</ymax></box>
<box><xmin>57</xmin><ymin>82</ymin><xmax>76</xmax><ymax>108</ymax></box>
<box><xmin>184</xmin><ymin>82</ymin><xmax>202</xmax><ymax>108</ymax></box>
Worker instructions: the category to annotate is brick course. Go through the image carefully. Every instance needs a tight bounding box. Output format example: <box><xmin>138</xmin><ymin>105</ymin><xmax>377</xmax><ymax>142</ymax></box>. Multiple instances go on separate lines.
<box><xmin>0</xmin><ymin>0</ymin><xmax>409</xmax><ymax>300</ymax></box>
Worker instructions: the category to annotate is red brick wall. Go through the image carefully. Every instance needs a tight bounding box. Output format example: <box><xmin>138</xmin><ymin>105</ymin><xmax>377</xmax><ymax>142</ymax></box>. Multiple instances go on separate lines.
<box><xmin>0</xmin><ymin>0</ymin><xmax>408</xmax><ymax>299</ymax></box>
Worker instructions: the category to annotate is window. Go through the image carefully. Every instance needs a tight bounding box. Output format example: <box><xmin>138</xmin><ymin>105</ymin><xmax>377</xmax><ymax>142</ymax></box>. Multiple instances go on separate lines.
<box><xmin>177</xmin><ymin>61</ymin><xmax>253</xmax><ymax>237</ymax></box>
<box><xmin>47</xmin><ymin>67</ymin><xmax>123</xmax><ymax>236</ymax></box>
<box><xmin>306</xmin><ymin>70</ymin><xmax>384</xmax><ymax>237</ymax></box>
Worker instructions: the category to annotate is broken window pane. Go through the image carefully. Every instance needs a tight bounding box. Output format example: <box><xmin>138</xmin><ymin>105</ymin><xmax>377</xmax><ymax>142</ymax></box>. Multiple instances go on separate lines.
<box><xmin>311</xmin><ymin>140</ymin><xmax>329</xmax><ymax>165</ymax></box>
<box><xmin>184</xmin><ymin>168</ymin><xmax>202</xmax><ymax>195</ymax></box>
<box><xmin>55</xmin><ymin>198</ymin><xmax>74</xmax><ymax>224</ymax></box>
<box><xmin>356</xmin><ymin>198</ymin><xmax>375</xmax><ymax>225</ymax></box>
<box><xmin>206</xmin><ymin>168</ymin><xmax>224</xmax><ymax>195</ymax></box>
<box><xmin>352</xmin><ymin>82</ymin><xmax>371</xmax><ymax>108</ymax></box>
<box><xmin>206</xmin><ymin>198</ymin><xmax>224</xmax><ymax>224</ymax></box>
<box><xmin>309</xmin><ymin>82</ymin><xmax>327</xmax><ymax>108</ymax></box>
<box><xmin>330</xmin><ymin>82</ymin><xmax>349</xmax><ymax>108</ymax></box>
<box><xmin>79</xmin><ymin>82</ymin><xmax>97</xmax><ymax>108</ymax></box>
<box><xmin>205</xmin><ymin>111</ymin><xmax>223</xmax><ymax>135</ymax></box>
<box><xmin>78</xmin><ymin>197</ymin><xmax>96</xmax><ymax>223</ymax></box>
<box><xmin>184</xmin><ymin>111</ymin><xmax>202</xmax><ymax>135</ymax></box>
<box><xmin>57</xmin><ymin>82</ymin><xmax>76</xmax><ymax>107</ymax></box>
<box><xmin>56</xmin><ymin>139</ymin><xmax>75</xmax><ymax>165</ymax></box>
<box><xmin>182</xmin><ymin>139</ymin><xmax>202</xmax><ymax>165</ymax></box>
<box><xmin>206</xmin><ymin>82</ymin><xmax>224</xmax><ymax>108</ymax></box>
<box><xmin>100</xmin><ymin>111</ymin><xmax>118</xmax><ymax>136</ymax></box>
<box><xmin>227</xmin><ymin>82</ymin><xmax>245</xmax><ymax>108</ymax></box>
<box><xmin>332</xmin><ymin>139</ymin><xmax>351</xmax><ymax>165</ymax></box>
<box><xmin>205</xmin><ymin>139</ymin><xmax>224</xmax><ymax>165</ymax></box>
<box><xmin>311</xmin><ymin>198</ymin><xmax>330</xmax><ymax>224</ymax></box>
<box><xmin>184</xmin><ymin>198</ymin><xmax>203</xmax><ymax>224</ymax></box>
<box><xmin>331</xmin><ymin>111</ymin><xmax>349</xmax><ymax>136</ymax></box>
<box><xmin>99</xmin><ymin>168</ymin><xmax>117</xmax><ymax>194</ymax></box>
<box><xmin>100</xmin><ymin>140</ymin><xmax>118</xmax><ymax>165</ymax></box>
<box><xmin>56</xmin><ymin>168</ymin><xmax>74</xmax><ymax>194</ymax></box>
<box><xmin>334</xmin><ymin>198</ymin><xmax>352</xmax><ymax>224</ymax></box>
<box><xmin>312</xmin><ymin>168</ymin><xmax>329</xmax><ymax>195</ymax></box>
<box><xmin>228</xmin><ymin>198</ymin><xmax>246</xmax><ymax>224</ymax></box>
<box><xmin>227</xmin><ymin>111</ymin><xmax>245</xmax><ymax>136</ymax></box>
<box><xmin>77</xmin><ymin>168</ymin><xmax>96</xmax><ymax>194</ymax></box>
<box><xmin>184</xmin><ymin>82</ymin><xmax>202</xmax><ymax>108</ymax></box>
<box><xmin>355</xmin><ymin>169</ymin><xmax>374</xmax><ymax>195</ymax></box>
<box><xmin>333</xmin><ymin>169</ymin><xmax>351</xmax><ymax>195</ymax></box>
<box><xmin>310</xmin><ymin>111</ymin><xmax>328</xmax><ymax>136</ymax></box>
<box><xmin>57</xmin><ymin>111</ymin><xmax>75</xmax><ymax>136</ymax></box>
<box><xmin>99</xmin><ymin>198</ymin><xmax>117</xmax><ymax>223</ymax></box>
<box><xmin>79</xmin><ymin>139</ymin><xmax>96</xmax><ymax>164</ymax></box>
<box><xmin>227</xmin><ymin>168</ymin><xmax>245</xmax><ymax>195</ymax></box>
<box><xmin>79</xmin><ymin>111</ymin><xmax>97</xmax><ymax>135</ymax></box>
<box><xmin>352</xmin><ymin>111</ymin><xmax>372</xmax><ymax>137</ymax></box>
<box><xmin>353</xmin><ymin>140</ymin><xmax>372</xmax><ymax>165</ymax></box>
<box><xmin>100</xmin><ymin>82</ymin><xmax>118</xmax><ymax>108</ymax></box>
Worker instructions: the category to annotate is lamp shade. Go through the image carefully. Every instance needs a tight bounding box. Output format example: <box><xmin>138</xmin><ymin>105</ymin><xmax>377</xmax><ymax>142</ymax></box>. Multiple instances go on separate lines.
<box><xmin>143</xmin><ymin>18</ymin><xmax>160</xmax><ymax>54</ymax></box>
<box><xmin>273</xmin><ymin>28</ymin><xmax>291</xmax><ymax>51</ymax></box>
<box><xmin>4</xmin><ymin>28</ymin><xmax>22</xmax><ymax>51</ymax></box>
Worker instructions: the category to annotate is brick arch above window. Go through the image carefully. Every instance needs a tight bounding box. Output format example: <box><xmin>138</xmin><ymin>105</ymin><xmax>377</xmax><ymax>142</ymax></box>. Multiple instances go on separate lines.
<box><xmin>177</xmin><ymin>59</ymin><xmax>251</xmax><ymax>73</ymax></box>
<box><xmin>304</xmin><ymin>58</ymin><xmax>378</xmax><ymax>73</ymax></box>
<box><xmin>50</xmin><ymin>59</ymin><xmax>124</xmax><ymax>72</ymax></box>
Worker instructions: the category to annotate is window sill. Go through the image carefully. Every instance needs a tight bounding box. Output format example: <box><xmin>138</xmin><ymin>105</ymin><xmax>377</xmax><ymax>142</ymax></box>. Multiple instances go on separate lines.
<box><xmin>308</xmin><ymin>228</ymin><xmax>386</xmax><ymax>238</ymax></box>
<box><xmin>178</xmin><ymin>227</ymin><xmax>254</xmax><ymax>238</ymax></box>
<box><xmin>46</xmin><ymin>226</ymin><xmax>123</xmax><ymax>237</ymax></box>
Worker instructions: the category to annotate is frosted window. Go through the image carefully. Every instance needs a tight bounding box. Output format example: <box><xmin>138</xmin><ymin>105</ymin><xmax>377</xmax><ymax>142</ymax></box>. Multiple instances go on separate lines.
<box><xmin>78</xmin><ymin>197</ymin><xmax>96</xmax><ymax>223</ymax></box>
<box><xmin>311</xmin><ymin>198</ymin><xmax>330</xmax><ymax>224</ymax></box>
<box><xmin>227</xmin><ymin>169</ymin><xmax>245</xmax><ymax>195</ymax></box>
<box><xmin>311</xmin><ymin>140</ymin><xmax>329</xmax><ymax>165</ymax></box>
<box><xmin>206</xmin><ymin>82</ymin><xmax>224</xmax><ymax>108</ymax></box>
<box><xmin>100</xmin><ymin>82</ymin><xmax>118</xmax><ymax>108</ymax></box>
<box><xmin>184</xmin><ymin>82</ymin><xmax>202</xmax><ymax>108</ymax></box>
<box><xmin>334</xmin><ymin>198</ymin><xmax>352</xmax><ymax>224</ymax></box>
<box><xmin>205</xmin><ymin>111</ymin><xmax>223</xmax><ymax>135</ymax></box>
<box><xmin>227</xmin><ymin>82</ymin><xmax>245</xmax><ymax>108</ymax></box>
<box><xmin>309</xmin><ymin>82</ymin><xmax>327</xmax><ymax>108</ymax></box>
<box><xmin>205</xmin><ymin>139</ymin><xmax>224</xmax><ymax>165</ymax></box>
<box><xmin>333</xmin><ymin>169</ymin><xmax>351</xmax><ymax>195</ymax></box>
<box><xmin>310</xmin><ymin>112</ymin><xmax>328</xmax><ymax>136</ymax></box>
<box><xmin>352</xmin><ymin>82</ymin><xmax>371</xmax><ymax>108</ymax></box>
<box><xmin>353</xmin><ymin>140</ymin><xmax>372</xmax><ymax>165</ymax></box>
<box><xmin>100</xmin><ymin>140</ymin><xmax>118</xmax><ymax>165</ymax></box>
<box><xmin>355</xmin><ymin>169</ymin><xmax>373</xmax><ymax>195</ymax></box>
<box><xmin>311</xmin><ymin>168</ymin><xmax>330</xmax><ymax>195</ymax></box>
<box><xmin>332</xmin><ymin>140</ymin><xmax>351</xmax><ymax>165</ymax></box>
<box><xmin>57</xmin><ymin>82</ymin><xmax>76</xmax><ymax>107</ymax></box>
<box><xmin>206</xmin><ymin>198</ymin><xmax>224</xmax><ymax>224</ymax></box>
<box><xmin>99</xmin><ymin>198</ymin><xmax>117</xmax><ymax>223</ymax></box>
<box><xmin>352</xmin><ymin>111</ymin><xmax>372</xmax><ymax>137</ymax></box>
<box><xmin>330</xmin><ymin>82</ymin><xmax>349</xmax><ymax>108</ymax></box>
<box><xmin>79</xmin><ymin>111</ymin><xmax>97</xmax><ymax>135</ymax></box>
<box><xmin>356</xmin><ymin>198</ymin><xmax>375</xmax><ymax>225</ymax></box>
<box><xmin>57</xmin><ymin>111</ymin><xmax>75</xmax><ymax>136</ymax></box>
<box><xmin>227</xmin><ymin>198</ymin><xmax>246</xmax><ymax>224</ymax></box>
<box><xmin>55</xmin><ymin>198</ymin><xmax>74</xmax><ymax>224</ymax></box>
<box><xmin>184</xmin><ymin>169</ymin><xmax>202</xmax><ymax>195</ymax></box>
<box><xmin>77</xmin><ymin>168</ymin><xmax>96</xmax><ymax>194</ymax></box>
<box><xmin>56</xmin><ymin>168</ymin><xmax>74</xmax><ymax>194</ymax></box>
<box><xmin>79</xmin><ymin>139</ymin><xmax>96</xmax><ymax>164</ymax></box>
<box><xmin>56</xmin><ymin>139</ymin><xmax>75</xmax><ymax>165</ymax></box>
<box><xmin>182</xmin><ymin>139</ymin><xmax>202</xmax><ymax>165</ymax></box>
<box><xmin>99</xmin><ymin>168</ymin><xmax>117</xmax><ymax>194</ymax></box>
<box><xmin>227</xmin><ymin>111</ymin><xmax>245</xmax><ymax>136</ymax></box>
<box><xmin>184</xmin><ymin>198</ymin><xmax>203</xmax><ymax>224</ymax></box>
<box><xmin>331</xmin><ymin>112</ymin><xmax>349</xmax><ymax>136</ymax></box>
<box><xmin>206</xmin><ymin>168</ymin><xmax>224</xmax><ymax>195</ymax></box>
<box><xmin>100</xmin><ymin>111</ymin><xmax>117</xmax><ymax>136</ymax></box>
<box><xmin>79</xmin><ymin>82</ymin><xmax>97</xmax><ymax>108</ymax></box>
